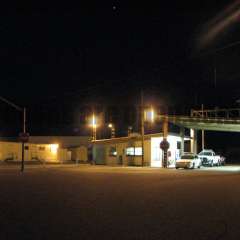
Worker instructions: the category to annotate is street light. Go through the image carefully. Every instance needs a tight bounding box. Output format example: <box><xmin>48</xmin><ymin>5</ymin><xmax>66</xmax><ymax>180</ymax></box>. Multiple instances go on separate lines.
<box><xmin>140</xmin><ymin>90</ymin><xmax>155</xmax><ymax>166</ymax></box>
<box><xmin>144</xmin><ymin>106</ymin><xmax>155</xmax><ymax>123</ymax></box>
<box><xmin>90</xmin><ymin>114</ymin><xmax>97</xmax><ymax>141</ymax></box>
<box><xmin>0</xmin><ymin>96</ymin><xmax>28</xmax><ymax>172</ymax></box>
<box><xmin>108</xmin><ymin>123</ymin><xmax>115</xmax><ymax>138</ymax></box>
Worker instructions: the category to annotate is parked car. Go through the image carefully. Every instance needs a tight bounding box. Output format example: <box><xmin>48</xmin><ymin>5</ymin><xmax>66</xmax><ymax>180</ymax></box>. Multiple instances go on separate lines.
<box><xmin>198</xmin><ymin>149</ymin><xmax>223</xmax><ymax>167</ymax></box>
<box><xmin>176</xmin><ymin>153</ymin><xmax>202</xmax><ymax>169</ymax></box>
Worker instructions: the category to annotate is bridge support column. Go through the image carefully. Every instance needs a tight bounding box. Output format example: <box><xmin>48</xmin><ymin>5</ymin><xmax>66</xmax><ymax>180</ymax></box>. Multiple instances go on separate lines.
<box><xmin>201</xmin><ymin>130</ymin><xmax>205</xmax><ymax>150</ymax></box>
<box><xmin>180</xmin><ymin>127</ymin><xmax>184</xmax><ymax>155</ymax></box>
<box><xmin>190</xmin><ymin>129</ymin><xmax>197</xmax><ymax>154</ymax></box>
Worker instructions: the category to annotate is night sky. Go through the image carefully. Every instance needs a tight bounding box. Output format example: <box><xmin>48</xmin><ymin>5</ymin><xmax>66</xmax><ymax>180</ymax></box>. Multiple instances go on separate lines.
<box><xmin>1</xmin><ymin>1</ymin><xmax>240</xmax><ymax>138</ymax></box>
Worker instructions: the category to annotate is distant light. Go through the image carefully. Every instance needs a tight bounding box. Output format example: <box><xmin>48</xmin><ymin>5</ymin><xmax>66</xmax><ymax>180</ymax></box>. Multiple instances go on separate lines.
<box><xmin>108</xmin><ymin>123</ymin><xmax>113</xmax><ymax>128</ymax></box>
<box><xmin>144</xmin><ymin>107</ymin><xmax>155</xmax><ymax>123</ymax></box>
<box><xmin>151</xmin><ymin>108</ymin><xmax>155</xmax><ymax>123</ymax></box>
<box><xmin>91</xmin><ymin>114</ymin><xmax>97</xmax><ymax>128</ymax></box>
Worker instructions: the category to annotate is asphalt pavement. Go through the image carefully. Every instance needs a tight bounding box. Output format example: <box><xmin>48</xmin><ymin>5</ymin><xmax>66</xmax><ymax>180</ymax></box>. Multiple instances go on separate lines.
<box><xmin>0</xmin><ymin>165</ymin><xmax>239</xmax><ymax>240</ymax></box>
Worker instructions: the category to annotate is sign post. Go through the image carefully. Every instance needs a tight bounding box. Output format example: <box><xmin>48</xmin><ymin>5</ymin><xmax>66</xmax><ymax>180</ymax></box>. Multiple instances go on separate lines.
<box><xmin>160</xmin><ymin>139</ymin><xmax>170</xmax><ymax>168</ymax></box>
<box><xmin>19</xmin><ymin>132</ymin><xmax>29</xmax><ymax>172</ymax></box>
<box><xmin>19</xmin><ymin>108</ymin><xmax>29</xmax><ymax>172</ymax></box>
<box><xmin>0</xmin><ymin>96</ymin><xmax>29</xmax><ymax>172</ymax></box>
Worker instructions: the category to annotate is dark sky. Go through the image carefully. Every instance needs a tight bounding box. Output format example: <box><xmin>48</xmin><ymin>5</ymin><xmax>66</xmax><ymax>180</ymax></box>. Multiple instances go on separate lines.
<box><xmin>1</xmin><ymin>1</ymin><xmax>240</xmax><ymax>136</ymax></box>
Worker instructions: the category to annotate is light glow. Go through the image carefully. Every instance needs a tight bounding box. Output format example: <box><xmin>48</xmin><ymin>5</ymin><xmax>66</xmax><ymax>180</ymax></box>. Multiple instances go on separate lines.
<box><xmin>50</xmin><ymin>144</ymin><xmax>59</xmax><ymax>154</ymax></box>
<box><xmin>150</xmin><ymin>108</ymin><xmax>154</xmax><ymax>123</ymax></box>
<box><xmin>91</xmin><ymin>114</ymin><xmax>97</xmax><ymax>128</ymax></box>
<box><xmin>144</xmin><ymin>107</ymin><xmax>155</xmax><ymax>123</ymax></box>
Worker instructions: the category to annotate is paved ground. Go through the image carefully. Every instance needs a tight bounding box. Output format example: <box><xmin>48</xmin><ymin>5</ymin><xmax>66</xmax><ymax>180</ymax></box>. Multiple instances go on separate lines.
<box><xmin>0</xmin><ymin>165</ymin><xmax>239</xmax><ymax>240</ymax></box>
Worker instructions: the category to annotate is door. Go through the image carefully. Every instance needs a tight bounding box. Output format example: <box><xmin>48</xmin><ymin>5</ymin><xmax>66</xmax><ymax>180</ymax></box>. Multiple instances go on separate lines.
<box><xmin>151</xmin><ymin>138</ymin><xmax>163</xmax><ymax>167</ymax></box>
<box><xmin>24</xmin><ymin>145</ymin><xmax>30</xmax><ymax>161</ymax></box>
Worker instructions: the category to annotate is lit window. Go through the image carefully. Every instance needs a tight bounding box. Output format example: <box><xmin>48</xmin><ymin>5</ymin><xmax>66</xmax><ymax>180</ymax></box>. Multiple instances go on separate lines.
<box><xmin>126</xmin><ymin>147</ymin><xmax>142</xmax><ymax>156</ymax></box>
<box><xmin>109</xmin><ymin>147</ymin><xmax>117</xmax><ymax>157</ymax></box>
<box><xmin>134</xmin><ymin>147</ymin><xmax>142</xmax><ymax>156</ymax></box>
<box><xmin>126</xmin><ymin>147</ymin><xmax>134</xmax><ymax>156</ymax></box>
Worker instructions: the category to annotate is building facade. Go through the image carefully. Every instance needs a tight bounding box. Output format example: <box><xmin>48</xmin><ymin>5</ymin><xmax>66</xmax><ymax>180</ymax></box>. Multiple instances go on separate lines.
<box><xmin>93</xmin><ymin>133</ymin><xmax>190</xmax><ymax>167</ymax></box>
<box><xmin>0</xmin><ymin>136</ymin><xmax>91</xmax><ymax>163</ymax></box>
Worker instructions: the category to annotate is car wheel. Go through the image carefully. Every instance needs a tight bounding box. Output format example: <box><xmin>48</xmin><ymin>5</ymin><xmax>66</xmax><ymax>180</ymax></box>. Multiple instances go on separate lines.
<box><xmin>192</xmin><ymin>163</ymin><xmax>195</xmax><ymax>169</ymax></box>
<box><xmin>198</xmin><ymin>164</ymin><xmax>201</xmax><ymax>169</ymax></box>
<box><xmin>210</xmin><ymin>161</ymin><xmax>214</xmax><ymax>167</ymax></box>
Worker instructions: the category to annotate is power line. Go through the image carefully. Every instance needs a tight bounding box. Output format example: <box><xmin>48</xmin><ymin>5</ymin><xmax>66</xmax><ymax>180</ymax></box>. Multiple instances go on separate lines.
<box><xmin>0</xmin><ymin>96</ymin><xmax>22</xmax><ymax>111</ymax></box>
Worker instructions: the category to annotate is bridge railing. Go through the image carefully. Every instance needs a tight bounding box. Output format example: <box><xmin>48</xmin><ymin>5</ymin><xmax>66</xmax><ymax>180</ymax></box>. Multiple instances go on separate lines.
<box><xmin>191</xmin><ymin>108</ymin><xmax>240</xmax><ymax>119</ymax></box>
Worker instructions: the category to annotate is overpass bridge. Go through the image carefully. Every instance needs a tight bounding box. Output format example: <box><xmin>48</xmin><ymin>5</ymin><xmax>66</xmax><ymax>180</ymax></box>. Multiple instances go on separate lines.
<box><xmin>157</xmin><ymin>108</ymin><xmax>240</xmax><ymax>154</ymax></box>
<box><xmin>165</xmin><ymin>115</ymin><xmax>240</xmax><ymax>132</ymax></box>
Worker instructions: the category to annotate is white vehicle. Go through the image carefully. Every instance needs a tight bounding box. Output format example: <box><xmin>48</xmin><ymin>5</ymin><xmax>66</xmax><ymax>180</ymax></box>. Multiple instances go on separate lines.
<box><xmin>198</xmin><ymin>149</ymin><xmax>221</xmax><ymax>167</ymax></box>
<box><xmin>176</xmin><ymin>153</ymin><xmax>201</xmax><ymax>169</ymax></box>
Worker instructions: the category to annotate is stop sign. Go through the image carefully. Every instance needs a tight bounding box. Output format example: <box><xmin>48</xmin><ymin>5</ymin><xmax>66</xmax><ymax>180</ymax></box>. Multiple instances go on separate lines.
<box><xmin>19</xmin><ymin>132</ymin><xmax>30</xmax><ymax>143</ymax></box>
<box><xmin>160</xmin><ymin>139</ymin><xmax>170</xmax><ymax>151</ymax></box>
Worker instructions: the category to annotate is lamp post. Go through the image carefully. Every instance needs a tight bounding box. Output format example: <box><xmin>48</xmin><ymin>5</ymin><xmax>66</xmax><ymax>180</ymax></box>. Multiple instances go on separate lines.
<box><xmin>140</xmin><ymin>90</ymin><xmax>155</xmax><ymax>167</ymax></box>
<box><xmin>91</xmin><ymin>114</ymin><xmax>97</xmax><ymax>141</ymax></box>
<box><xmin>0</xmin><ymin>96</ymin><xmax>28</xmax><ymax>172</ymax></box>
<box><xmin>108</xmin><ymin>123</ymin><xmax>115</xmax><ymax>138</ymax></box>
<box><xmin>141</xmin><ymin>91</ymin><xmax>145</xmax><ymax>167</ymax></box>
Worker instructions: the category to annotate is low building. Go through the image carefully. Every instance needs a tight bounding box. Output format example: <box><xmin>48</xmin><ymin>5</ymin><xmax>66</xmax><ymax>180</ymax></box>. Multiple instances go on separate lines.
<box><xmin>92</xmin><ymin>133</ymin><xmax>190</xmax><ymax>167</ymax></box>
<box><xmin>0</xmin><ymin>136</ymin><xmax>91</xmax><ymax>163</ymax></box>
<box><xmin>28</xmin><ymin>136</ymin><xmax>91</xmax><ymax>163</ymax></box>
<box><xmin>0</xmin><ymin>141</ymin><xmax>62</xmax><ymax>163</ymax></box>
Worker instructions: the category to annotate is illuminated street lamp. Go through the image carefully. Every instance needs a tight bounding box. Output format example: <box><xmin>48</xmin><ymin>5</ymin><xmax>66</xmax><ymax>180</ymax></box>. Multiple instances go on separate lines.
<box><xmin>0</xmin><ymin>96</ymin><xmax>28</xmax><ymax>172</ymax></box>
<box><xmin>108</xmin><ymin>123</ymin><xmax>115</xmax><ymax>138</ymax></box>
<box><xmin>90</xmin><ymin>114</ymin><xmax>97</xmax><ymax>141</ymax></box>
<box><xmin>144</xmin><ymin>107</ymin><xmax>155</xmax><ymax>123</ymax></box>
<box><xmin>141</xmin><ymin>91</ymin><xmax>155</xmax><ymax>166</ymax></box>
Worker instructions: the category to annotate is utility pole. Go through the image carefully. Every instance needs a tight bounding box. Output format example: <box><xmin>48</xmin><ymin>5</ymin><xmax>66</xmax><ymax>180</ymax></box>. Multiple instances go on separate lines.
<box><xmin>21</xmin><ymin>108</ymin><xmax>26</xmax><ymax>172</ymax></box>
<box><xmin>214</xmin><ymin>66</ymin><xmax>217</xmax><ymax>88</ymax></box>
<box><xmin>141</xmin><ymin>90</ymin><xmax>144</xmax><ymax>167</ymax></box>
<box><xmin>201</xmin><ymin>104</ymin><xmax>205</xmax><ymax>150</ymax></box>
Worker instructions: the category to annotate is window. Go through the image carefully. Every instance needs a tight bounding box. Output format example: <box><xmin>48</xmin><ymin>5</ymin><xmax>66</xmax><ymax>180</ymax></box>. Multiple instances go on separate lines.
<box><xmin>177</xmin><ymin>141</ymin><xmax>181</xmax><ymax>150</ymax></box>
<box><xmin>134</xmin><ymin>147</ymin><xmax>142</xmax><ymax>156</ymax></box>
<box><xmin>39</xmin><ymin>146</ymin><xmax>45</xmax><ymax>151</ymax></box>
<box><xmin>126</xmin><ymin>147</ymin><xmax>134</xmax><ymax>156</ymax></box>
<box><xmin>24</xmin><ymin>146</ymin><xmax>29</xmax><ymax>150</ymax></box>
<box><xmin>126</xmin><ymin>147</ymin><xmax>142</xmax><ymax>156</ymax></box>
<box><xmin>109</xmin><ymin>147</ymin><xmax>117</xmax><ymax>157</ymax></box>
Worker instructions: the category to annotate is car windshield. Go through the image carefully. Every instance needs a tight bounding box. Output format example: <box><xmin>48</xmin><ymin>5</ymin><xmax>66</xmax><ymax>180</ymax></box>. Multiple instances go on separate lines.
<box><xmin>181</xmin><ymin>155</ymin><xmax>195</xmax><ymax>159</ymax></box>
<box><xmin>198</xmin><ymin>152</ymin><xmax>212</xmax><ymax>156</ymax></box>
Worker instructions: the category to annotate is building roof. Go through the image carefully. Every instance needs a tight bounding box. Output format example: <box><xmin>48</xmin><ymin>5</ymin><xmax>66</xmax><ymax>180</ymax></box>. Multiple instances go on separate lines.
<box><xmin>93</xmin><ymin>132</ymin><xmax>187</xmax><ymax>145</ymax></box>
<box><xmin>28</xmin><ymin>136</ymin><xmax>91</xmax><ymax>148</ymax></box>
